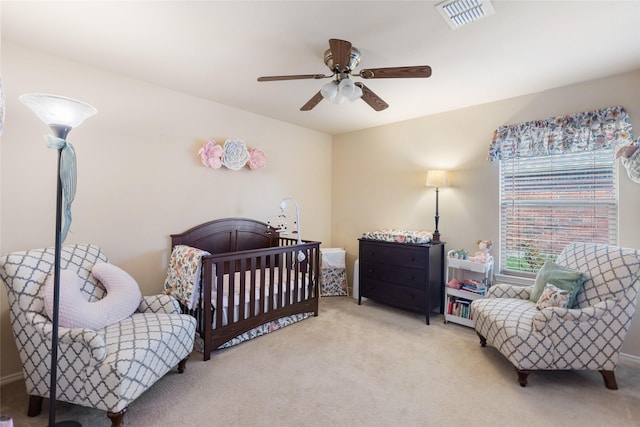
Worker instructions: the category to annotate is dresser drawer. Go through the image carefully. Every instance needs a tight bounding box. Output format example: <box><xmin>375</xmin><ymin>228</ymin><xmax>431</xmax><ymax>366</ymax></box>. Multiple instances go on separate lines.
<box><xmin>361</xmin><ymin>278</ymin><xmax>425</xmax><ymax>311</ymax></box>
<box><xmin>360</xmin><ymin>261</ymin><xmax>425</xmax><ymax>289</ymax></box>
<box><xmin>360</xmin><ymin>241</ymin><xmax>426</xmax><ymax>269</ymax></box>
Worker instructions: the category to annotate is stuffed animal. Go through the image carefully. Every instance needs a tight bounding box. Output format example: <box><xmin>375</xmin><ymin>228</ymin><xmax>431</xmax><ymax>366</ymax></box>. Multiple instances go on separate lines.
<box><xmin>469</xmin><ymin>240</ymin><xmax>493</xmax><ymax>263</ymax></box>
<box><xmin>446</xmin><ymin>278</ymin><xmax>462</xmax><ymax>289</ymax></box>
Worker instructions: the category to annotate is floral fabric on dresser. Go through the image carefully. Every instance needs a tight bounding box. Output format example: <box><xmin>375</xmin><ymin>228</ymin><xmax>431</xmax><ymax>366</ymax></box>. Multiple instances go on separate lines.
<box><xmin>362</xmin><ymin>229</ymin><xmax>432</xmax><ymax>244</ymax></box>
<box><xmin>164</xmin><ymin>245</ymin><xmax>210</xmax><ymax>309</ymax></box>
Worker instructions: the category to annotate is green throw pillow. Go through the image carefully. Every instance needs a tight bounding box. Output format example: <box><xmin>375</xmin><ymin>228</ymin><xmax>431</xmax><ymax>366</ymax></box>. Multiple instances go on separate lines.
<box><xmin>530</xmin><ymin>260</ymin><xmax>586</xmax><ymax>308</ymax></box>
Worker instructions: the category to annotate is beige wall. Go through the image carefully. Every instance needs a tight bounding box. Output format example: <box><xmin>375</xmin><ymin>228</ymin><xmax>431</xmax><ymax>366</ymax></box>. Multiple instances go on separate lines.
<box><xmin>0</xmin><ymin>43</ymin><xmax>333</xmax><ymax>380</ymax></box>
<box><xmin>332</xmin><ymin>70</ymin><xmax>640</xmax><ymax>358</ymax></box>
<box><xmin>2</xmin><ymin>41</ymin><xmax>640</xmax><ymax>382</ymax></box>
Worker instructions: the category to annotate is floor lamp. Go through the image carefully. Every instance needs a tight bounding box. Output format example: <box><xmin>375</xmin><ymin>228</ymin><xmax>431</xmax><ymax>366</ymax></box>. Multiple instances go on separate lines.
<box><xmin>20</xmin><ymin>94</ymin><xmax>97</xmax><ymax>427</ymax></box>
<box><xmin>425</xmin><ymin>170</ymin><xmax>448</xmax><ymax>243</ymax></box>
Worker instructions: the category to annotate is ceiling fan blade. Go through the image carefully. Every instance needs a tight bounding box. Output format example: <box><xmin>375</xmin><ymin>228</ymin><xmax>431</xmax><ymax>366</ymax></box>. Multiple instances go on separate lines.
<box><xmin>258</xmin><ymin>74</ymin><xmax>330</xmax><ymax>82</ymax></box>
<box><xmin>329</xmin><ymin>38</ymin><xmax>352</xmax><ymax>71</ymax></box>
<box><xmin>357</xmin><ymin>66</ymin><xmax>432</xmax><ymax>79</ymax></box>
<box><xmin>300</xmin><ymin>91</ymin><xmax>324</xmax><ymax>111</ymax></box>
<box><xmin>355</xmin><ymin>83</ymin><xmax>389</xmax><ymax>111</ymax></box>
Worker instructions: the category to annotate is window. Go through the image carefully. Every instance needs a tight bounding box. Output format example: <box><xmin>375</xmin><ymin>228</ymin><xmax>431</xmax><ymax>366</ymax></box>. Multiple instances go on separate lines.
<box><xmin>499</xmin><ymin>149</ymin><xmax>617</xmax><ymax>276</ymax></box>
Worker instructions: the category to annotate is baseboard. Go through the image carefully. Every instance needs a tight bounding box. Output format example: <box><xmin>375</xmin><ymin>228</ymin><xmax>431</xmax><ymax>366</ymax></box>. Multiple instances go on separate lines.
<box><xmin>620</xmin><ymin>352</ymin><xmax>640</xmax><ymax>365</ymax></box>
<box><xmin>0</xmin><ymin>371</ymin><xmax>23</xmax><ymax>387</ymax></box>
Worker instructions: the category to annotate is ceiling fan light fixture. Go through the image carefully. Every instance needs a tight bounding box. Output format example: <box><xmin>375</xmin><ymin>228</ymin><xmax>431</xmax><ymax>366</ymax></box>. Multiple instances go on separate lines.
<box><xmin>320</xmin><ymin>81</ymin><xmax>339</xmax><ymax>101</ymax></box>
<box><xmin>338</xmin><ymin>78</ymin><xmax>356</xmax><ymax>98</ymax></box>
<box><xmin>436</xmin><ymin>0</ymin><xmax>495</xmax><ymax>30</ymax></box>
<box><xmin>321</xmin><ymin>79</ymin><xmax>362</xmax><ymax>105</ymax></box>
<box><xmin>348</xmin><ymin>84</ymin><xmax>363</xmax><ymax>102</ymax></box>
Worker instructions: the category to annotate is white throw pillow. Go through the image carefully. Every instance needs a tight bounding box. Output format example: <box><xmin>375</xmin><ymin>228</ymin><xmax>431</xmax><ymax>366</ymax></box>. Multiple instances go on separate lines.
<box><xmin>44</xmin><ymin>263</ymin><xmax>142</xmax><ymax>330</ymax></box>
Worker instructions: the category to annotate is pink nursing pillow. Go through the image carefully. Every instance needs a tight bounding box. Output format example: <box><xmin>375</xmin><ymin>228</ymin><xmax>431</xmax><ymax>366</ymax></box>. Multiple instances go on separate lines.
<box><xmin>44</xmin><ymin>263</ymin><xmax>142</xmax><ymax>330</ymax></box>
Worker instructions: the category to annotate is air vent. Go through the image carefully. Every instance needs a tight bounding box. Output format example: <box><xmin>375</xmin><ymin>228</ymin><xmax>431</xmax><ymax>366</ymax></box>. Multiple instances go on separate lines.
<box><xmin>436</xmin><ymin>0</ymin><xmax>496</xmax><ymax>30</ymax></box>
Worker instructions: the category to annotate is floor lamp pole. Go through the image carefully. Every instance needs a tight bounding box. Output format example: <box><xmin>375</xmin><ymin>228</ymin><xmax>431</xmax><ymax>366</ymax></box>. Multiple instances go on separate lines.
<box><xmin>432</xmin><ymin>186</ymin><xmax>441</xmax><ymax>242</ymax></box>
<box><xmin>49</xmin><ymin>127</ymin><xmax>81</xmax><ymax>427</ymax></box>
<box><xmin>49</xmin><ymin>145</ymin><xmax>63</xmax><ymax>427</ymax></box>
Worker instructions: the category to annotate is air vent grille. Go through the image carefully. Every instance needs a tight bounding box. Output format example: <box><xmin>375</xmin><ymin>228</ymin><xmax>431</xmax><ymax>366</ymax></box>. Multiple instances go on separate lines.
<box><xmin>436</xmin><ymin>0</ymin><xmax>496</xmax><ymax>30</ymax></box>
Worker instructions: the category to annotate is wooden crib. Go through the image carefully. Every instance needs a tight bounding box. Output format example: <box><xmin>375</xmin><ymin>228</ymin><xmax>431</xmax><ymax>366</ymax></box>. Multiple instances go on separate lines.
<box><xmin>170</xmin><ymin>217</ymin><xmax>321</xmax><ymax>360</ymax></box>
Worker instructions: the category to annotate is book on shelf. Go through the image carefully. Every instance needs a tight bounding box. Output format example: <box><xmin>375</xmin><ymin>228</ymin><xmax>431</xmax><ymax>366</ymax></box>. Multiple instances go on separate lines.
<box><xmin>446</xmin><ymin>296</ymin><xmax>473</xmax><ymax>319</ymax></box>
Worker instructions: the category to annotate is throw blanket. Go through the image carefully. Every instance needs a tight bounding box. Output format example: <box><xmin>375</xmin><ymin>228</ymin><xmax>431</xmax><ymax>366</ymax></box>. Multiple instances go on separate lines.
<box><xmin>164</xmin><ymin>245</ymin><xmax>210</xmax><ymax>309</ymax></box>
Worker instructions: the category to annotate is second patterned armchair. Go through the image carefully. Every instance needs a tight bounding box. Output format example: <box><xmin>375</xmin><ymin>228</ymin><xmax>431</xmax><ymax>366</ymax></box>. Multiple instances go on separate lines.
<box><xmin>470</xmin><ymin>242</ymin><xmax>640</xmax><ymax>389</ymax></box>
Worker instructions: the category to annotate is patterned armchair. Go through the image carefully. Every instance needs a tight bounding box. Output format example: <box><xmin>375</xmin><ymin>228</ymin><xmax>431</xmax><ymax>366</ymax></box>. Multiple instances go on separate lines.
<box><xmin>470</xmin><ymin>243</ymin><xmax>640</xmax><ymax>389</ymax></box>
<box><xmin>0</xmin><ymin>244</ymin><xmax>197</xmax><ymax>426</ymax></box>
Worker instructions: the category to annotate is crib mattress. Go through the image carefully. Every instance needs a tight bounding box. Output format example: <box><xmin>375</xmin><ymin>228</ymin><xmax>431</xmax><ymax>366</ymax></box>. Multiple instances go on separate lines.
<box><xmin>210</xmin><ymin>267</ymin><xmax>310</xmax><ymax>327</ymax></box>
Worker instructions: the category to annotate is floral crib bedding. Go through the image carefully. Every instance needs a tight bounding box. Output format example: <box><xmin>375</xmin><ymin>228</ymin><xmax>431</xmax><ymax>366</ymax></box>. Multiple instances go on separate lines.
<box><xmin>164</xmin><ymin>244</ymin><xmax>313</xmax><ymax>352</ymax></box>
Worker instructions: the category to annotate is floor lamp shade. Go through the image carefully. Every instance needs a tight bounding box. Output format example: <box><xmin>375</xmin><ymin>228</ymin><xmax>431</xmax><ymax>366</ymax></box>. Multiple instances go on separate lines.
<box><xmin>425</xmin><ymin>170</ymin><xmax>449</xmax><ymax>243</ymax></box>
<box><xmin>20</xmin><ymin>94</ymin><xmax>97</xmax><ymax>136</ymax></box>
<box><xmin>20</xmin><ymin>93</ymin><xmax>96</xmax><ymax>427</ymax></box>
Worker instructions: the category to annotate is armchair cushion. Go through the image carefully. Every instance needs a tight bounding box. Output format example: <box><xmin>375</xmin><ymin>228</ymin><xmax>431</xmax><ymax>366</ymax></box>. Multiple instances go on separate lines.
<box><xmin>138</xmin><ymin>294</ymin><xmax>181</xmax><ymax>314</ymax></box>
<box><xmin>530</xmin><ymin>260</ymin><xmax>586</xmax><ymax>307</ymax></box>
<box><xmin>488</xmin><ymin>283</ymin><xmax>532</xmax><ymax>299</ymax></box>
<box><xmin>43</xmin><ymin>263</ymin><xmax>142</xmax><ymax>330</ymax></box>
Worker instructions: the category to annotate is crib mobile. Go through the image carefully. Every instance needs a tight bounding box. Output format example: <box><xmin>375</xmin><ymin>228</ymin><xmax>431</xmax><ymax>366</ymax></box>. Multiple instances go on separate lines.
<box><xmin>267</xmin><ymin>197</ymin><xmax>306</xmax><ymax>262</ymax></box>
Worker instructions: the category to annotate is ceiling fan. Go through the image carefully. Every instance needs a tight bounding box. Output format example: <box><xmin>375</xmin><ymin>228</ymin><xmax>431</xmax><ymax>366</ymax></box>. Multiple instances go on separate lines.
<box><xmin>257</xmin><ymin>38</ymin><xmax>432</xmax><ymax>112</ymax></box>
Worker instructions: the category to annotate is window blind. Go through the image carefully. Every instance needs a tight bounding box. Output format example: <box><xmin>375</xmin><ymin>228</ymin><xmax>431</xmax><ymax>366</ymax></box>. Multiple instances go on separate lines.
<box><xmin>499</xmin><ymin>148</ymin><xmax>617</xmax><ymax>275</ymax></box>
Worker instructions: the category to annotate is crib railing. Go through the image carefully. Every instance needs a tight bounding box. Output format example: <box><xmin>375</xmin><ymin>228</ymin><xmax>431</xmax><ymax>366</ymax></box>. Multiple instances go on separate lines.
<box><xmin>183</xmin><ymin>239</ymin><xmax>320</xmax><ymax>360</ymax></box>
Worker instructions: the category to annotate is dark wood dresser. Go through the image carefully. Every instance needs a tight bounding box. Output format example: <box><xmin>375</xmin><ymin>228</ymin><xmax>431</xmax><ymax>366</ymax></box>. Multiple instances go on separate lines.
<box><xmin>358</xmin><ymin>239</ymin><xmax>445</xmax><ymax>324</ymax></box>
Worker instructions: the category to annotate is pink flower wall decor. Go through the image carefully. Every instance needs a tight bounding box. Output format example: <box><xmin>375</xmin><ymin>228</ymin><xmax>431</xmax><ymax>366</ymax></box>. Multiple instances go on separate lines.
<box><xmin>197</xmin><ymin>139</ymin><xmax>266</xmax><ymax>170</ymax></box>
<box><xmin>248</xmin><ymin>148</ymin><xmax>266</xmax><ymax>170</ymax></box>
<box><xmin>197</xmin><ymin>140</ymin><xmax>223</xmax><ymax>169</ymax></box>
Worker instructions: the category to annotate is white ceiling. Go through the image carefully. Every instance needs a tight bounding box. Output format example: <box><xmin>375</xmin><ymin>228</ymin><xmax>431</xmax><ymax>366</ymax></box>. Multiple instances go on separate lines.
<box><xmin>2</xmin><ymin>1</ymin><xmax>640</xmax><ymax>135</ymax></box>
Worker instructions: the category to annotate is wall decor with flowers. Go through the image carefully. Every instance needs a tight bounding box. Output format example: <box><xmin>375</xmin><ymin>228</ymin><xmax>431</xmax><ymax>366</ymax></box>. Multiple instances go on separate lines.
<box><xmin>198</xmin><ymin>139</ymin><xmax>266</xmax><ymax>170</ymax></box>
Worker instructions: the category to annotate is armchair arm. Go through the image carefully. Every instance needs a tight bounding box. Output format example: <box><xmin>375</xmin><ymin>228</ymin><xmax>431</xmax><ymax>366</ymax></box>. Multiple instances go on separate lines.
<box><xmin>138</xmin><ymin>294</ymin><xmax>181</xmax><ymax>314</ymax></box>
<box><xmin>26</xmin><ymin>312</ymin><xmax>107</xmax><ymax>362</ymax></box>
<box><xmin>487</xmin><ymin>283</ymin><xmax>533</xmax><ymax>300</ymax></box>
<box><xmin>533</xmin><ymin>299</ymin><xmax>616</xmax><ymax>333</ymax></box>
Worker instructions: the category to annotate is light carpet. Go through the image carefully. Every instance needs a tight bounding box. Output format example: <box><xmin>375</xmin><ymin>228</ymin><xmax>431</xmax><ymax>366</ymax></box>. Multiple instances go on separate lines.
<box><xmin>2</xmin><ymin>297</ymin><xmax>640</xmax><ymax>426</ymax></box>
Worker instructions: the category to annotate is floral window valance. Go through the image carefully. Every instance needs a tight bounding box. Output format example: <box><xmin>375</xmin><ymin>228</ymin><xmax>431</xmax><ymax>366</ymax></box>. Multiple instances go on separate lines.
<box><xmin>488</xmin><ymin>106</ymin><xmax>634</xmax><ymax>161</ymax></box>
